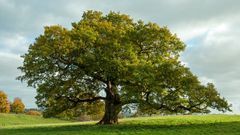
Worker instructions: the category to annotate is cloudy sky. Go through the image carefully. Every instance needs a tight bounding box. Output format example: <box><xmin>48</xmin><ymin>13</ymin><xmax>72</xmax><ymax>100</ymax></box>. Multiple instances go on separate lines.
<box><xmin>1</xmin><ymin>0</ymin><xmax>240</xmax><ymax>113</ymax></box>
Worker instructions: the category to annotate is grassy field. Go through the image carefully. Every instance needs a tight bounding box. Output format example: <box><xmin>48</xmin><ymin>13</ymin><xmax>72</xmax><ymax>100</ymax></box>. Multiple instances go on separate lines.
<box><xmin>0</xmin><ymin>113</ymin><xmax>70</xmax><ymax>127</ymax></box>
<box><xmin>1</xmin><ymin>114</ymin><xmax>240</xmax><ymax>135</ymax></box>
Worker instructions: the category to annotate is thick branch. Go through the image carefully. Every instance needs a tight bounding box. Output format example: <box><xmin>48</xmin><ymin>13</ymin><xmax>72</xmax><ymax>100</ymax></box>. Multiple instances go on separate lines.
<box><xmin>121</xmin><ymin>99</ymin><xmax>139</xmax><ymax>105</ymax></box>
<box><xmin>68</xmin><ymin>96</ymin><xmax>106</xmax><ymax>104</ymax></box>
<box><xmin>52</xmin><ymin>54</ymin><xmax>107</xmax><ymax>84</ymax></box>
<box><xmin>141</xmin><ymin>90</ymin><xmax>207</xmax><ymax>113</ymax></box>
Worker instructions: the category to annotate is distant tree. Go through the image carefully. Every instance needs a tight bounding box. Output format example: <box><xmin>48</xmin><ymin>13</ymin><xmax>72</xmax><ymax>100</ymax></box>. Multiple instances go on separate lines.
<box><xmin>0</xmin><ymin>91</ymin><xmax>10</xmax><ymax>113</ymax></box>
<box><xmin>11</xmin><ymin>98</ymin><xmax>25</xmax><ymax>114</ymax></box>
<box><xmin>18</xmin><ymin>10</ymin><xmax>231</xmax><ymax>124</ymax></box>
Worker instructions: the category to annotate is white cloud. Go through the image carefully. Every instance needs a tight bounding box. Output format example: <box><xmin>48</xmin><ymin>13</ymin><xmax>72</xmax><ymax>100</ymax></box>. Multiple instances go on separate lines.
<box><xmin>0</xmin><ymin>34</ymin><xmax>29</xmax><ymax>54</ymax></box>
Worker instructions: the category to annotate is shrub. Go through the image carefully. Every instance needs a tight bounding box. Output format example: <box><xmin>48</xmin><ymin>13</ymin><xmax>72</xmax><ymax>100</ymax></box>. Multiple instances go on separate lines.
<box><xmin>26</xmin><ymin>110</ymin><xmax>42</xmax><ymax>116</ymax></box>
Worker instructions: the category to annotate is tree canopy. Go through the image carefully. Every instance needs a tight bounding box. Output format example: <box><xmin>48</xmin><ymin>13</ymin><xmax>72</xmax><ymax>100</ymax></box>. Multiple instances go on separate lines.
<box><xmin>18</xmin><ymin>10</ymin><xmax>231</xmax><ymax>124</ymax></box>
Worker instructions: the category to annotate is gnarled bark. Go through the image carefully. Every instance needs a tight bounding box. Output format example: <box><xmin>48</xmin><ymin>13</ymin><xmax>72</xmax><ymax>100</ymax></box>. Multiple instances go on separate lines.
<box><xmin>97</xmin><ymin>100</ymin><xmax>121</xmax><ymax>124</ymax></box>
<box><xmin>97</xmin><ymin>80</ymin><xmax>121</xmax><ymax>124</ymax></box>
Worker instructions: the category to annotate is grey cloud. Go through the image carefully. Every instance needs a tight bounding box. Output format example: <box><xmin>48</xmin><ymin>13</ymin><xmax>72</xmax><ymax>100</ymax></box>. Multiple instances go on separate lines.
<box><xmin>0</xmin><ymin>53</ymin><xmax>21</xmax><ymax>76</ymax></box>
<box><xmin>1</xmin><ymin>0</ymin><xmax>240</xmax><ymax>35</ymax></box>
<box><xmin>181</xmin><ymin>17</ymin><xmax>240</xmax><ymax>113</ymax></box>
<box><xmin>0</xmin><ymin>34</ymin><xmax>30</xmax><ymax>54</ymax></box>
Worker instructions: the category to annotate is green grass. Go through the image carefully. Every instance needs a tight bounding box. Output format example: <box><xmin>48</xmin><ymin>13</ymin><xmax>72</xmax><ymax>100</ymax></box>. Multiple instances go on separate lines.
<box><xmin>1</xmin><ymin>114</ymin><xmax>240</xmax><ymax>135</ymax></box>
<box><xmin>0</xmin><ymin>113</ymin><xmax>70</xmax><ymax>127</ymax></box>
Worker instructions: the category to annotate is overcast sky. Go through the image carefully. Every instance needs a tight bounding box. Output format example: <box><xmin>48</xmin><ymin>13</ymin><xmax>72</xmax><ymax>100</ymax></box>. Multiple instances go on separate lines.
<box><xmin>0</xmin><ymin>0</ymin><xmax>240</xmax><ymax>113</ymax></box>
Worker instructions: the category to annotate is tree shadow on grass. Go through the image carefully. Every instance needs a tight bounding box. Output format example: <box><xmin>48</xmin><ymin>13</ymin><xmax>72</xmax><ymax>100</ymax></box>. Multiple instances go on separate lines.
<box><xmin>1</xmin><ymin>121</ymin><xmax>240</xmax><ymax>135</ymax></box>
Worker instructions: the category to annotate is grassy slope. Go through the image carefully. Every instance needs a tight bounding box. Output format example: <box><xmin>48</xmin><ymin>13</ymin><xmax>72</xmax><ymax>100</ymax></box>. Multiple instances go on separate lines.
<box><xmin>1</xmin><ymin>114</ymin><xmax>240</xmax><ymax>135</ymax></box>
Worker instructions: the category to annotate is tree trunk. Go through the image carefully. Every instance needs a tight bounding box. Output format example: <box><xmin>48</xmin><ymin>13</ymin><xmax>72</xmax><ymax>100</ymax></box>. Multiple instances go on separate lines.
<box><xmin>97</xmin><ymin>99</ymin><xmax>121</xmax><ymax>124</ymax></box>
<box><xmin>97</xmin><ymin>80</ymin><xmax>121</xmax><ymax>125</ymax></box>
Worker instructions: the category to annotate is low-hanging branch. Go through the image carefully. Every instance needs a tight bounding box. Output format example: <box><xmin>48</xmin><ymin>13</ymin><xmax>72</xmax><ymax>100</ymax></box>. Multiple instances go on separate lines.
<box><xmin>67</xmin><ymin>96</ymin><xmax>106</xmax><ymax>104</ymax></box>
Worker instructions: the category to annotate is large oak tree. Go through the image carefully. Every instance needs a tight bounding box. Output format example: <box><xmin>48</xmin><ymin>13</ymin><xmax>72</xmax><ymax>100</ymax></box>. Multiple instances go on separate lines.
<box><xmin>18</xmin><ymin>11</ymin><xmax>231</xmax><ymax>124</ymax></box>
